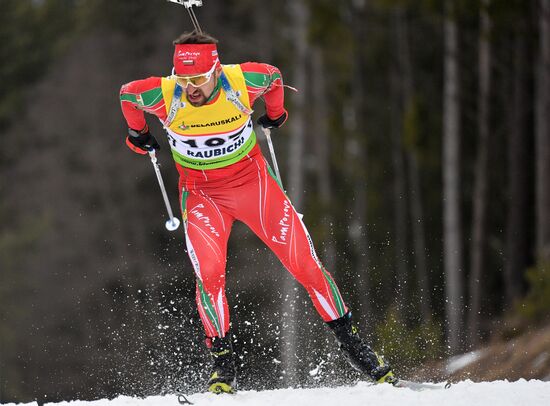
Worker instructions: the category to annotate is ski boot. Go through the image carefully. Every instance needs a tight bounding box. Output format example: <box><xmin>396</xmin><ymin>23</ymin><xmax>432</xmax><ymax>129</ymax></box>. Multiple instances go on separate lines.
<box><xmin>327</xmin><ymin>312</ymin><xmax>397</xmax><ymax>385</ymax></box>
<box><xmin>206</xmin><ymin>336</ymin><xmax>236</xmax><ymax>394</ymax></box>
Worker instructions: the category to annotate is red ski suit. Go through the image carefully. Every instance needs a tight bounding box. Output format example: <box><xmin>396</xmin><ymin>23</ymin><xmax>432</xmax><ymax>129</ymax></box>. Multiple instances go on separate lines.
<box><xmin>120</xmin><ymin>62</ymin><xmax>348</xmax><ymax>338</ymax></box>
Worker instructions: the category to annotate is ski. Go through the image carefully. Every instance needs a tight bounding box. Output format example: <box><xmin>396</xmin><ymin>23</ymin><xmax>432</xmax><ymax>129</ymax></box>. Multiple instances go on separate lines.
<box><xmin>171</xmin><ymin>380</ymin><xmax>451</xmax><ymax>404</ymax></box>
<box><xmin>393</xmin><ymin>379</ymin><xmax>452</xmax><ymax>391</ymax></box>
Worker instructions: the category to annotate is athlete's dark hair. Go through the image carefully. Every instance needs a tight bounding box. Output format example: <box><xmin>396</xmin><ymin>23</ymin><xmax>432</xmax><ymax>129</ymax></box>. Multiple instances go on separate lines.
<box><xmin>173</xmin><ymin>30</ymin><xmax>218</xmax><ymax>45</ymax></box>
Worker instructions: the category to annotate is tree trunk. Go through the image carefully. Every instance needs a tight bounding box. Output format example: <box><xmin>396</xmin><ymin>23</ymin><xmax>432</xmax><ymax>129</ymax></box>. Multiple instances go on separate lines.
<box><xmin>312</xmin><ymin>47</ymin><xmax>337</xmax><ymax>272</ymax></box>
<box><xmin>504</xmin><ymin>21</ymin><xmax>531</xmax><ymax>306</ymax></box>
<box><xmin>346</xmin><ymin>0</ymin><xmax>372</xmax><ymax>324</ymax></box>
<box><xmin>281</xmin><ymin>0</ymin><xmax>308</xmax><ymax>386</ymax></box>
<box><xmin>536</xmin><ymin>0</ymin><xmax>550</xmax><ymax>263</ymax></box>
<box><xmin>390</xmin><ymin>43</ymin><xmax>410</xmax><ymax>316</ymax></box>
<box><xmin>394</xmin><ymin>6</ymin><xmax>431</xmax><ymax>322</ymax></box>
<box><xmin>468</xmin><ymin>0</ymin><xmax>491</xmax><ymax>347</ymax></box>
<box><xmin>443</xmin><ymin>0</ymin><xmax>464</xmax><ymax>354</ymax></box>
<box><xmin>254</xmin><ymin>0</ymin><xmax>273</xmax><ymax>61</ymax></box>
<box><xmin>287</xmin><ymin>3</ymin><xmax>307</xmax><ymax>210</ymax></box>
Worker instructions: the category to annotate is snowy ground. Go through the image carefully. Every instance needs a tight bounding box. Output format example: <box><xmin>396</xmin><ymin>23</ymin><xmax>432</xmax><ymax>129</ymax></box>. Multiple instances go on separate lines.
<box><xmin>4</xmin><ymin>380</ymin><xmax>550</xmax><ymax>406</ymax></box>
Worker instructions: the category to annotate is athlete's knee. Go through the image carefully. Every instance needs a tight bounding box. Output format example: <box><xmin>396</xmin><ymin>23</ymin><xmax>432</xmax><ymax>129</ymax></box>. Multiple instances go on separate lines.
<box><xmin>289</xmin><ymin>265</ymin><xmax>324</xmax><ymax>287</ymax></box>
<box><xmin>198</xmin><ymin>268</ymin><xmax>227</xmax><ymax>292</ymax></box>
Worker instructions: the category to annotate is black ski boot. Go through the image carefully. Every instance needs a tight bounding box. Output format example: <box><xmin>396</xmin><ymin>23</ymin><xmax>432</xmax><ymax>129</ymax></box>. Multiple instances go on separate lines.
<box><xmin>206</xmin><ymin>336</ymin><xmax>236</xmax><ymax>394</ymax></box>
<box><xmin>327</xmin><ymin>312</ymin><xmax>396</xmax><ymax>384</ymax></box>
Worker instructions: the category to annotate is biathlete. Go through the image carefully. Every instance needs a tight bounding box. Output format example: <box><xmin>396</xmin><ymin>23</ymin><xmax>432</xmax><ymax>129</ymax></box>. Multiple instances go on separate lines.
<box><xmin>119</xmin><ymin>30</ymin><xmax>396</xmax><ymax>394</ymax></box>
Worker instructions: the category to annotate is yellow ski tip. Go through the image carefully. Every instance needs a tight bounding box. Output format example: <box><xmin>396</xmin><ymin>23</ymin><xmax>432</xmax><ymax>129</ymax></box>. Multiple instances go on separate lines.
<box><xmin>208</xmin><ymin>382</ymin><xmax>235</xmax><ymax>394</ymax></box>
<box><xmin>377</xmin><ymin>371</ymin><xmax>397</xmax><ymax>384</ymax></box>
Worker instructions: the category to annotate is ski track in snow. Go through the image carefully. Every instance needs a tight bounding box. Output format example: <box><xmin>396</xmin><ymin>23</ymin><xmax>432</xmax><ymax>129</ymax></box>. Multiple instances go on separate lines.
<box><xmin>4</xmin><ymin>380</ymin><xmax>550</xmax><ymax>406</ymax></box>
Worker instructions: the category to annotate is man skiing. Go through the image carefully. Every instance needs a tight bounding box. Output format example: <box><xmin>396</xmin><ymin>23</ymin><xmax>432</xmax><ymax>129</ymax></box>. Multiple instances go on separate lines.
<box><xmin>119</xmin><ymin>31</ymin><xmax>396</xmax><ymax>394</ymax></box>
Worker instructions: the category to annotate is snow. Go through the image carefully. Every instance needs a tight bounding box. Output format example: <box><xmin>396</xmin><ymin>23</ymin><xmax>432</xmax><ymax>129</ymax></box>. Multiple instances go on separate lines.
<box><xmin>4</xmin><ymin>380</ymin><xmax>550</xmax><ymax>406</ymax></box>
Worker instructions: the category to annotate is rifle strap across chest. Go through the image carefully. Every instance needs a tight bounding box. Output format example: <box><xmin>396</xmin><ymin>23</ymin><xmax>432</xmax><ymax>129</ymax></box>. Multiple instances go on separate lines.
<box><xmin>219</xmin><ymin>71</ymin><xmax>254</xmax><ymax>116</ymax></box>
<box><xmin>163</xmin><ymin>82</ymin><xmax>184</xmax><ymax>128</ymax></box>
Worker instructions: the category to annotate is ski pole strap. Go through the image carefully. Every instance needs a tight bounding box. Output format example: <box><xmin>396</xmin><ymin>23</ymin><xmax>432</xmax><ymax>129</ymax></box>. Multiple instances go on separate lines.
<box><xmin>219</xmin><ymin>71</ymin><xmax>254</xmax><ymax>116</ymax></box>
<box><xmin>164</xmin><ymin>82</ymin><xmax>184</xmax><ymax>128</ymax></box>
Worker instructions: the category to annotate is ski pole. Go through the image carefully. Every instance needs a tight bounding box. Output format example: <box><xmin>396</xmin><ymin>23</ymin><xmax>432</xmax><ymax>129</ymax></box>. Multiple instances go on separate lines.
<box><xmin>166</xmin><ymin>0</ymin><xmax>204</xmax><ymax>33</ymax></box>
<box><xmin>262</xmin><ymin>127</ymin><xmax>284</xmax><ymax>188</ymax></box>
<box><xmin>261</xmin><ymin>127</ymin><xmax>304</xmax><ymax>219</ymax></box>
<box><xmin>148</xmin><ymin>150</ymin><xmax>181</xmax><ymax>231</ymax></box>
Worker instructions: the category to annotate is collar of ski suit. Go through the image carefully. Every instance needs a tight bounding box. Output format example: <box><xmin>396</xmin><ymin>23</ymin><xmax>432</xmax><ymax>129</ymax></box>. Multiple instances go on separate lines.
<box><xmin>204</xmin><ymin>79</ymin><xmax>222</xmax><ymax>104</ymax></box>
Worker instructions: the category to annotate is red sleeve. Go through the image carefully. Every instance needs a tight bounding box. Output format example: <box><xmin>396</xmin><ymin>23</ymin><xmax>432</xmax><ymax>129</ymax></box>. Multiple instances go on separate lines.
<box><xmin>119</xmin><ymin>77</ymin><xmax>166</xmax><ymax>131</ymax></box>
<box><xmin>240</xmin><ymin>62</ymin><xmax>286</xmax><ymax>120</ymax></box>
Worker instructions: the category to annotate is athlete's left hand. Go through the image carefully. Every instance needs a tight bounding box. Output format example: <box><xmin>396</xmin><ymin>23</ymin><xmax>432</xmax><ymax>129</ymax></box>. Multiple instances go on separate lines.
<box><xmin>257</xmin><ymin>110</ymin><xmax>288</xmax><ymax>129</ymax></box>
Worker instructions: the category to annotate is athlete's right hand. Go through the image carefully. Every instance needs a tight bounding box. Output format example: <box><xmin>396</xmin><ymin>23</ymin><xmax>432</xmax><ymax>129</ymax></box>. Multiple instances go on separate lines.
<box><xmin>126</xmin><ymin>126</ymin><xmax>160</xmax><ymax>155</ymax></box>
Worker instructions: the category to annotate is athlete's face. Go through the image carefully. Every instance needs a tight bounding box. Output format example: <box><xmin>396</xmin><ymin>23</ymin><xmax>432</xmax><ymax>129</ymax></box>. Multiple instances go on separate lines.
<box><xmin>182</xmin><ymin>68</ymin><xmax>220</xmax><ymax>107</ymax></box>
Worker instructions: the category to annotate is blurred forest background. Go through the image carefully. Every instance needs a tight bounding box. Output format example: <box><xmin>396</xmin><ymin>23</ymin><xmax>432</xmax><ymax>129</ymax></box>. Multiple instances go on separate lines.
<box><xmin>1</xmin><ymin>0</ymin><xmax>550</xmax><ymax>403</ymax></box>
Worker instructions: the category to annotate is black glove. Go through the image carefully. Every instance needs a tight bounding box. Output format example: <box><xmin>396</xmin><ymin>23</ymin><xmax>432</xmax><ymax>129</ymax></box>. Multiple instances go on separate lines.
<box><xmin>126</xmin><ymin>127</ymin><xmax>160</xmax><ymax>155</ymax></box>
<box><xmin>257</xmin><ymin>110</ymin><xmax>288</xmax><ymax>129</ymax></box>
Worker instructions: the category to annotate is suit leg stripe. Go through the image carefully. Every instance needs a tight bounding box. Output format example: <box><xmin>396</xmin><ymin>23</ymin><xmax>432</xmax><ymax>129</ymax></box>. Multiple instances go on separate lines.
<box><xmin>197</xmin><ymin>293</ymin><xmax>216</xmax><ymax>337</ymax></box>
<box><xmin>320</xmin><ymin>266</ymin><xmax>346</xmax><ymax>317</ymax></box>
<box><xmin>197</xmin><ymin>279</ymin><xmax>222</xmax><ymax>336</ymax></box>
<box><xmin>295</xmin><ymin>203</ymin><xmax>347</xmax><ymax>317</ymax></box>
<box><xmin>217</xmin><ymin>289</ymin><xmax>226</xmax><ymax>334</ymax></box>
<box><xmin>313</xmin><ymin>288</ymin><xmax>338</xmax><ymax>320</ymax></box>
